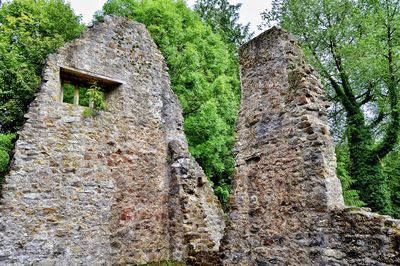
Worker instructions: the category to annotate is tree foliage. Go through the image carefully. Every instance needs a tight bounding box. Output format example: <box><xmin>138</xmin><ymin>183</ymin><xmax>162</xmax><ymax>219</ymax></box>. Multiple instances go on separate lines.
<box><xmin>336</xmin><ymin>145</ymin><xmax>365</xmax><ymax>207</ymax></box>
<box><xmin>382</xmin><ymin>149</ymin><xmax>400</xmax><ymax>217</ymax></box>
<box><xmin>0</xmin><ymin>133</ymin><xmax>15</xmax><ymax>183</ymax></box>
<box><xmin>0</xmin><ymin>0</ymin><xmax>84</xmax><ymax>133</ymax></box>
<box><xmin>102</xmin><ymin>0</ymin><xmax>241</xmax><ymax>201</ymax></box>
<box><xmin>194</xmin><ymin>0</ymin><xmax>252</xmax><ymax>47</ymax></box>
<box><xmin>262</xmin><ymin>0</ymin><xmax>400</xmax><ymax>216</ymax></box>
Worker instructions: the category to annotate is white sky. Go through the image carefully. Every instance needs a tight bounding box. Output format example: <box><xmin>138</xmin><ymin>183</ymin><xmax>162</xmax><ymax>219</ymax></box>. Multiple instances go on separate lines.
<box><xmin>67</xmin><ymin>0</ymin><xmax>272</xmax><ymax>36</ymax></box>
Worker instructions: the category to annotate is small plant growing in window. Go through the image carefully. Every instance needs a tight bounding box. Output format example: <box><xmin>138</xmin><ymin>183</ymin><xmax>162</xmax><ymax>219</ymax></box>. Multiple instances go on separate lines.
<box><xmin>82</xmin><ymin>83</ymin><xmax>107</xmax><ymax>117</ymax></box>
<box><xmin>87</xmin><ymin>83</ymin><xmax>107</xmax><ymax>110</ymax></box>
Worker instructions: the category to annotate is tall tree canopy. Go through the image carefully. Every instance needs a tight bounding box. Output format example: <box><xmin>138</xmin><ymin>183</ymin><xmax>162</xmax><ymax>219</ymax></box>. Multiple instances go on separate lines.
<box><xmin>0</xmin><ymin>0</ymin><xmax>84</xmax><ymax>133</ymax></box>
<box><xmin>102</xmin><ymin>0</ymin><xmax>241</xmax><ymax>204</ymax></box>
<box><xmin>194</xmin><ymin>0</ymin><xmax>252</xmax><ymax>47</ymax></box>
<box><xmin>262</xmin><ymin>0</ymin><xmax>400</xmax><ymax>216</ymax></box>
<box><xmin>0</xmin><ymin>0</ymin><xmax>83</xmax><ymax>183</ymax></box>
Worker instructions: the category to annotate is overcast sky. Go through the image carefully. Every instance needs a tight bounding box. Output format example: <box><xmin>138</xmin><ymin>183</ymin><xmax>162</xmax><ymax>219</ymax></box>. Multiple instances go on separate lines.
<box><xmin>67</xmin><ymin>0</ymin><xmax>272</xmax><ymax>36</ymax></box>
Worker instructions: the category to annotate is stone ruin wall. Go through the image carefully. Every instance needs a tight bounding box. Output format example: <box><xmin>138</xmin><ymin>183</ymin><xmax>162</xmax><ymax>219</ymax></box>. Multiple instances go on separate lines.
<box><xmin>0</xmin><ymin>16</ymin><xmax>224</xmax><ymax>265</ymax></box>
<box><xmin>221</xmin><ymin>27</ymin><xmax>400</xmax><ymax>265</ymax></box>
<box><xmin>0</xmin><ymin>16</ymin><xmax>399</xmax><ymax>266</ymax></box>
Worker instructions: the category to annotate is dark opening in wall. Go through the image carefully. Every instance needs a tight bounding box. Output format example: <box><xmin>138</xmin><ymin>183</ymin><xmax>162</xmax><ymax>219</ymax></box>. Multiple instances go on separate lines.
<box><xmin>59</xmin><ymin>66</ymin><xmax>123</xmax><ymax>107</ymax></box>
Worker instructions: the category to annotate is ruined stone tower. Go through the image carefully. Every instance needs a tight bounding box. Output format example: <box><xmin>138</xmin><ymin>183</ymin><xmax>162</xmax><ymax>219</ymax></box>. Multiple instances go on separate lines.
<box><xmin>221</xmin><ymin>26</ymin><xmax>344</xmax><ymax>265</ymax></box>
<box><xmin>0</xmin><ymin>16</ymin><xmax>224</xmax><ymax>265</ymax></box>
<box><xmin>221</xmin><ymin>27</ymin><xmax>400</xmax><ymax>265</ymax></box>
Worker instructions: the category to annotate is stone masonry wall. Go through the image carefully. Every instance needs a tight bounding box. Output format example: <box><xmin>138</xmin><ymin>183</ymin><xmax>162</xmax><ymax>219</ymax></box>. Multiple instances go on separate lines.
<box><xmin>323</xmin><ymin>208</ymin><xmax>400</xmax><ymax>265</ymax></box>
<box><xmin>1</xmin><ymin>15</ymin><xmax>399</xmax><ymax>266</ymax></box>
<box><xmin>222</xmin><ymin>27</ymin><xmax>400</xmax><ymax>265</ymax></box>
<box><xmin>0</xmin><ymin>16</ymin><xmax>224</xmax><ymax>265</ymax></box>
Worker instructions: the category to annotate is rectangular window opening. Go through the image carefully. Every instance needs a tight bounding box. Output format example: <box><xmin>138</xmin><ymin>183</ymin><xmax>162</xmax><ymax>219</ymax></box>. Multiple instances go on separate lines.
<box><xmin>59</xmin><ymin>66</ymin><xmax>123</xmax><ymax>108</ymax></box>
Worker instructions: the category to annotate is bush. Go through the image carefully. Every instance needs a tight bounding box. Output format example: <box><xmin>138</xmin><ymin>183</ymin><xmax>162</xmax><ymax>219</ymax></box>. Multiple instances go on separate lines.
<box><xmin>0</xmin><ymin>133</ymin><xmax>16</xmax><ymax>183</ymax></box>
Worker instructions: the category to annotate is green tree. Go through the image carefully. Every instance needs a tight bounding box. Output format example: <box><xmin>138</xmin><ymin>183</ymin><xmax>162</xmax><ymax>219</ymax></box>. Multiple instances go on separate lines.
<box><xmin>102</xmin><ymin>0</ymin><xmax>241</xmax><ymax>202</ymax></box>
<box><xmin>194</xmin><ymin>0</ymin><xmax>252</xmax><ymax>47</ymax></box>
<box><xmin>0</xmin><ymin>0</ymin><xmax>84</xmax><ymax>133</ymax></box>
<box><xmin>262</xmin><ymin>0</ymin><xmax>400</xmax><ymax>215</ymax></box>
